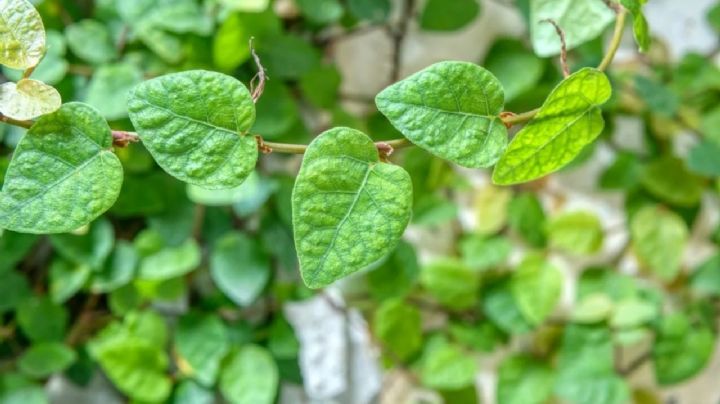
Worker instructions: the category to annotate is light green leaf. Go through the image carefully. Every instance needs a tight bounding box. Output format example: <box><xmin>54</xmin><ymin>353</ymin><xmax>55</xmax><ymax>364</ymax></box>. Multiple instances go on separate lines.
<box><xmin>688</xmin><ymin>140</ymin><xmax>720</xmax><ymax>177</ymax></box>
<box><xmin>292</xmin><ymin>127</ymin><xmax>412</xmax><ymax>289</ymax></box>
<box><xmin>572</xmin><ymin>293</ymin><xmax>613</xmax><ymax>323</ymax></box>
<box><xmin>420</xmin><ymin>342</ymin><xmax>477</xmax><ymax>390</ymax></box>
<box><xmin>547</xmin><ymin>211</ymin><xmax>603</xmax><ymax>255</ymax></box>
<box><xmin>690</xmin><ymin>253</ymin><xmax>720</xmax><ymax>297</ymax></box>
<box><xmin>175</xmin><ymin>312</ymin><xmax>229</xmax><ymax>386</ymax></box>
<box><xmin>609</xmin><ymin>297</ymin><xmax>657</xmax><ymax>328</ymax></box>
<box><xmin>640</xmin><ymin>156</ymin><xmax>703</xmax><ymax>207</ymax></box>
<box><xmin>213</xmin><ymin>11</ymin><xmax>280</xmax><ymax>72</ymax></box>
<box><xmin>493</xmin><ymin>68</ymin><xmax>611</xmax><ymax>184</ymax></box>
<box><xmin>174</xmin><ymin>380</ymin><xmax>215</xmax><ymax>404</ymax></box>
<box><xmin>0</xmin><ymin>79</ymin><xmax>61</xmax><ymax>120</ymax></box>
<box><xmin>483</xmin><ymin>279</ymin><xmax>534</xmax><ymax>334</ymax></box>
<box><xmin>0</xmin><ymin>0</ymin><xmax>45</xmax><ymax>69</ymax></box>
<box><xmin>17</xmin><ymin>296</ymin><xmax>68</xmax><ymax>343</ymax></box>
<box><xmin>220</xmin><ymin>345</ymin><xmax>278</xmax><ymax>404</ymax></box>
<box><xmin>419</xmin><ymin>0</ymin><xmax>480</xmax><ymax>31</ymax></box>
<box><xmin>484</xmin><ymin>39</ymin><xmax>544</xmax><ymax>102</ymax></box>
<box><xmin>420</xmin><ymin>258</ymin><xmax>480</xmax><ymax>310</ymax></box>
<box><xmin>460</xmin><ymin>235</ymin><xmax>511</xmax><ymax>271</ymax></box>
<box><xmin>508</xmin><ymin>193</ymin><xmax>546</xmax><ymax>247</ymax></box>
<box><xmin>220</xmin><ymin>0</ymin><xmax>270</xmax><ymax>12</ymax></box>
<box><xmin>97</xmin><ymin>339</ymin><xmax>171</xmax><ymax>402</ymax></box>
<box><xmin>296</xmin><ymin>0</ymin><xmax>344</xmax><ymax>24</ymax></box>
<box><xmin>376</xmin><ymin>61</ymin><xmax>507</xmax><ymax>168</ymax></box>
<box><xmin>621</xmin><ymin>0</ymin><xmax>650</xmax><ymax>52</ymax></box>
<box><xmin>49</xmin><ymin>260</ymin><xmax>90</xmax><ymax>303</ymax></box>
<box><xmin>497</xmin><ymin>355</ymin><xmax>554</xmax><ymax>404</ymax></box>
<box><xmin>210</xmin><ymin>232</ymin><xmax>270</xmax><ymax>306</ymax></box>
<box><xmin>373</xmin><ymin>299</ymin><xmax>422</xmax><ymax>361</ymax></box>
<box><xmin>511</xmin><ymin>255</ymin><xmax>562</xmax><ymax>325</ymax></box>
<box><xmin>18</xmin><ymin>342</ymin><xmax>76</xmax><ymax>379</ymax></box>
<box><xmin>0</xmin><ymin>102</ymin><xmax>123</xmax><ymax>233</ymax></box>
<box><xmin>530</xmin><ymin>0</ymin><xmax>615</xmax><ymax>57</ymax></box>
<box><xmin>138</xmin><ymin>239</ymin><xmax>201</xmax><ymax>280</ymax></box>
<box><xmin>64</xmin><ymin>19</ymin><xmax>117</xmax><ymax>65</ymax></box>
<box><xmin>49</xmin><ymin>218</ymin><xmax>115</xmax><ymax>270</ymax></box>
<box><xmin>347</xmin><ymin>0</ymin><xmax>390</xmax><ymax>23</ymax></box>
<box><xmin>91</xmin><ymin>241</ymin><xmax>138</xmax><ymax>293</ymax></box>
<box><xmin>631</xmin><ymin>205</ymin><xmax>687</xmax><ymax>281</ymax></box>
<box><xmin>2</xmin><ymin>30</ymin><xmax>67</xmax><ymax>85</ymax></box>
<box><xmin>473</xmin><ymin>184</ymin><xmax>511</xmax><ymax>235</ymax></box>
<box><xmin>128</xmin><ymin>70</ymin><xmax>257</xmax><ymax>189</ymax></box>
<box><xmin>653</xmin><ymin>313</ymin><xmax>714</xmax><ymax>385</ymax></box>
<box><xmin>0</xmin><ymin>373</ymin><xmax>47</xmax><ymax>404</ymax></box>
<box><xmin>86</xmin><ymin>62</ymin><xmax>143</xmax><ymax>120</ymax></box>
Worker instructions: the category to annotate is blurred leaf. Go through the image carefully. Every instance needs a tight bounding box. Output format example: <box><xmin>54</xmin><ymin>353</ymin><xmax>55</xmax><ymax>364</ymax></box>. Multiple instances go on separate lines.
<box><xmin>175</xmin><ymin>312</ymin><xmax>230</xmax><ymax>386</ymax></box>
<box><xmin>213</xmin><ymin>10</ymin><xmax>280</xmax><ymax>71</ymax></box>
<box><xmin>690</xmin><ymin>253</ymin><xmax>720</xmax><ymax>297</ymax></box>
<box><xmin>299</xmin><ymin>64</ymin><xmax>342</xmax><ymax>109</ymax></box>
<box><xmin>49</xmin><ymin>218</ymin><xmax>114</xmax><ymax>271</ymax></box>
<box><xmin>421</xmin><ymin>259</ymin><xmax>479</xmax><ymax>310</ymax></box>
<box><xmin>511</xmin><ymin>255</ymin><xmax>562</xmax><ymax>325</ymax></box>
<box><xmin>97</xmin><ymin>339</ymin><xmax>171</xmax><ymax>402</ymax></box>
<box><xmin>138</xmin><ymin>239</ymin><xmax>200</xmax><ymax>281</ymax></box>
<box><xmin>460</xmin><ymin>235</ymin><xmax>511</xmax><ymax>272</ymax></box>
<box><xmin>376</xmin><ymin>61</ymin><xmax>507</xmax><ymax>168</ymax></box>
<box><xmin>85</xmin><ymin>62</ymin><xmax>143</xmax><ymax>120</ymax></box>
<box><xmin>419</xmin><ymin>0</ymin><xmax>480</xmax><ymax>31</ymax></box>
<box><xmin>609</xmin><ymin>297</ymin><xmax>657</xmax><ymax>328</ymax></box>
<box><xmin>0</xmin><ymin>0</ymin><xmax>46</xmax><ymax>69</ymax></box>
<box><xmin>653</xmin><ymin>313</ymin><xmax>714</xmax><ymax>385</ymax></box>
<box><xmin>529</xmin><ymin>0</ymin><xmax>614</xmax><ymax>57</ymax></box>
<box><xmin>483</xmin><ymin>279</ymin><xmax>534</xmax><ymax>335</ymax></box>
<box><xmin>17</xmin><ymin>296</ymin><xmax>68</xmax><ymax>343</ymax></box>
<box><xmin>508</xmin><ymin>193</ymin><xmax>546</xmax><ymax>247</ymax></box>
<box><xmin>267</xmin><ymin>315</ymin><xmax>299</xmax><ymax>360</ymax></box>
<box><xmin>599</xmin><ymin>152</ymin><xmax>642</xmax><ymax>189</ymax></box>
<box><xmin>0</xmin><ymin>373</ymin><xmax>47</xmax><ymax>404</ymax></box>
<box><xmin>572</xmin><ymin>293</ymin><xmax>613</xmax><ymax>323</ymax></box>
<box><xmin>497</xmin><ymin>355</ymin><xmax>554</xmax><ymax>404</ymax></box>
<box><xmin>367</xmin><ymin>240</ymin><xmax>419</xmax><ymax>300</ymax></box>
<box><xmin>493</xmin><ymin>68</ymin><xmax>611</xmax><ymax>184</ymax></box>
<box><xmin>257</xmin><ymin>34</ymin><xmax>321</xmax><ymax>79</ymax></box>
<box><xmin>296</xmin><ymin>0</ymin><xmax>344</xmax><ymax>24</ymax></box>
<box><xmin>18</xmin><ymin>342</ymin><xmax>76</xmax><ymax>379</ymax></box>
<box><xmin>0</xmin><ymin>230</ymin><xmax>38</xmax><ymax>273</ymax></box>
<box><xmin>547</xmin><ymin>211</ymin><xmax>603</xmax><ymax>255</ymax></box>
<box><xmin>687</xmin><ymin>139</ymin><xmax>720</xmax><ymax>177</ymax></box>
<box><xmin>220</xmin><ymin>345</ymin><xmax>278</xmax><ymax>404</ymax></box>
<box><xmin>210</xmin><ymin>232</ymin><xmax>270</xmax><ymax>306</ymax></box>
<box><xmin>65</xmin><ymin>19</ymin><xmax>117</xmax><ymax>64</ymax></box>
<box><xmin>373</xmin><ymin>299</ymin><xmax>422</xmax><ymax>361</ymax></box>
<box><xmin>173</xmin><ymin>380</ymin><xmax>215</xmax><ymax>404</ymax></box>
<box><xmin>473</xmin><ymin>184</ymin><xmax>511</xmax><ymax>235</ymax></box>
<box><xmin>420</xmin><ymin>342</ymin><xmax>476</xmax><ymax>390</ymax></box>
<box><xmin>631</xmin><ymin>205</ymin><xmax>687</xmax><ymax>281</ymax></box>
<box><xmin>347</xmin><ymin>0</ymin><xmax>391</xmax><ymax>23</ymax></box>
<box><xmin>49</xmin><ymin>260</ymin><xmax>90</xmax><ymax>303</ymax></box>
<box><xmin>251</xmin><ymin>81</ymin><xmax>300</xmax><ymax>139</ymax></box>
<box><xmin>484</xmin><ymin>39</ymin><xmax>544</xmax><ymax>102</ymax></box>
<box><xmin>91</xmin><ymin>240</ymin><xmax>138</xmax><ymax>293</ymax></box>
<box><xmin>0</xmin><ymin>270</ymin><xmax>31</xmax><ymax>313</ymax></box>
<box><xmin>0</xmin><ymin>79</ymin><xmax>61</xmax><ymax>120</ymax></box>
<box><xmin>621</xmin><ymin>0</ymin><xmax>650</xmax><ymax>51</ymax></box>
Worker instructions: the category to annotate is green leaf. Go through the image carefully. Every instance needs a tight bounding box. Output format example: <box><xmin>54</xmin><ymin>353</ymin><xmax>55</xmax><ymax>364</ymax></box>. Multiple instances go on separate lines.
<box><xmin>634</xmin><ymin>76</ymin><xmax>678</xmax><ymax>117</ymax></box>
<box><xmin>473</xmin><ymin>184</ymin><xmax>511</xmax><ymax>235</ymax></box>
<box><xmin>690</xmin><ymin>253</ymin><xmax>720</xmax><ymax>297</ymax></box>
<box><xmin>128</xmin><ymin>70</ymin><xmax>257</xmax><ymax>189</ymax></box>
<box><xmin>49</xmin><ymin>218</ymin><xmax>115</xmax><ymax>270</ymax></box>
<box><xmin>483</xmin><ymin>279</ymin><xmax>534</xmax><ymax>334</ymax></box>
<box><xmin>296</xmin><ymin>0</ymin><xmax>344</xmax><ymax>24</ymax></box>
<box><xmin>220</xmin><ymin>345</ymin><xmax>278</xmax><ymax>404</ymax></box>
<box><xmin>347</xmin><ymin>0</ymin><xmax>391</xmax><ymax>23</ymax></box>
<box><xmin>547</xmin><ymin>211</ymin><xmax>603</xmax><ymax>255</ymax></box>
<box><xmin>250</xmin><ymin>81</ymin><xmax>299</xmax><ymax>139</ymax></box>
<box><xmin>599</xmin><ymin>152</ymin><xmax>642</xmax><ymax>189</ymax></box>
<box><xmin>511</xmin><ymin>255</ymin><xmax>562</xmax><ymax>325</ymax></box>
<box><xmin>653</xmin><ymin>313</ymin><xmax>714</xmax><ymax>385</ymax></box>
<box><xmin>688</xmin><ymin>139</ymin><xmax>720</xmax><ymax>177</ymax></box>
<box><xmin>631</xmin><ymin>205</ymin><xmax>688</xmax><ymax>281</ymax></box>
<box><xmin>420</xmin><ymin>258</ymin><xmax>480</xmax><ymax>310</ymax></box>
<box><xmin>64</xmin><ymin>19</ymin><xmax>117</xmax><ymax>65</ymax></box>
<box><xmin>0</xmin><ymin>230</ymin><xmax>38</xmax><ymax>272</ymax></box>
<box><xmin>138</xmin><ymin>239</ymin><xmax>201</xmax><ymax>281</ymax></box>
<box><xmin>267</xmin><ymin>315</ymin><xmax>299</xmax><ymax>360</ymax></box>
<box><xmin>49</xmin><ymin>260</ymin><xmax>90</xmax><ymax>303</ymax></box>
<box><xmin>175</xmin><ymin>312</ymin><xmax>230</xmax><ymax>386</ymax></box>
<box><xmin>0</xmin><ymin>79</ymin><xmax>61</xmax><ymax>120</ymax></box>
<box><xmin>609</xmin><ymin>297</ymin><xmax>657</xmax><ymax>328</ymax></box>
<box><xmin>0</xmin><ymin>270</ymin><xmax>30</xmax><ymax>313</ymax></box>
<box><xmin>0</xmin><ymin>0</ymin><xmax>46</xmax><ymax>69</ymax></box>
<box><xmin>91</xmin><ymin>241</ymin><xmax>138</xmax><ymax>293</ymax></box>
<box><xmin>220</xmin><ymin>0</ymin><xmax>270</xmax><ymax>11</ymax></box>
<box><xmin>210</xmin><ymin>232</ymin><xmax>270</xmax><ymax>306</ymax></box>
<box><xmin>292</xmin><ymin>127</ymin><xmax>412</xmax><ymax>288</ymax></box>
<box><xmin>213</xmin><ymin>11</ymin><xmax>280</xmax><ymax>72</ymax></box>
<box><xmin>256</xmin><ymin>34</ymin><xmax>321</xmax><ymax>80</ymax></box>
<box><xmin>2</xmin><ymin>30</ymin><xmax>67</xmax><ymax>85</ymax></box>
<box><xmin>18</xmin><ymin>342</ymin><xmax>76</xmax><ymax>379</ymax></box>
<box><xmin>367</xmin><ymin>240</ymin><xmax>419</xmax><ymax>300</ymax></box>
<box><xmin>640</xmin><ymin>156</ymin><xmax>703</xmax><ymax>207</ymax></box>
<box><xmin>174</xmin><ymin>380</ymin><xmax>215</xmax><ymax>404</ymax></box>
<box><xmin>621</xmin><ymin>0</ymin><xmax>651</xmax><ymax>52</ymax></box>
<box><xmin>530</xmin><ymin>0</ymin><xmax>615</xmax><ymax>57</ymax></box>
<box><xmin>17</xmin><ymin>296</ymin><xmax>68</xmax><ymax>343</ymax></box>
<box><xmin>507</xmin><ymin>193</ymin><xmax>546</xmax><ymax>247</ymax></box>
<box><xmin>376</xmin><ymin>61</ymin><xmax>507</xmax><ymax>168</ymax></box>
<box><xmin>572</xmin><ymin>293</ymin><xmax>613</xmax><ymax>323</ymax></box>
<box><xmin>420</xmin><ymin>342</ymin><xmax>477</xmax><ymax>390</ymax></box>
<box><xmin>0</xmin><ymin>102</ymin><xmax>123</xmax><ymax>233</ymax></box>
<box><xmin>460</xmin><ymin>235</ymin><xmax>512</xmax><ymax>271</ymax></box>
<box><xmin>419</xmin><ymin>0</ymin><xmax>480</xmax><ymax>31</ymax></box>
<box><xmin>97</xmin><ymin>339</ymin><xmax>171</xmax><ymax>402</ymax></box>
<box><xmin>497</xmin><ymin>355</ymin><xmax>554</xmax><ymax>404</ymax></box>
<box><xmin>493</xmin><ymin>68</ymin><xmax>611</xmax><ymax>184</ymax></box>
<box><xmin>373</xmin><ymin>299</ymin><xmax>422</xmax><ymax>361</ymax></box>
<box><xmin>0</xmin><ymin>373</ymin><xmax>47</xmax><ymax>404</ymax></box>
<box><xmin>86</xmin><ymin>62</ymin><xmax>143</xmax><ymax>120</ymax></box>
<box><xmin>299</xmin><ymin>64</ymin><xmax>342</xmax><ymax>110</ymax></box>
<box><xmin>484</xmin><ymin>39</ymin><xmax>544</xmax><ymax>102</ymax></box>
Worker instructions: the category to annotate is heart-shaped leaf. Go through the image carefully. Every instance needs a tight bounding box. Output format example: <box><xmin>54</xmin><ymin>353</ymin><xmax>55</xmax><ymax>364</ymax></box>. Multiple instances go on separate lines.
<box><xmin>493</xmin><ymin>68</ymin><xmax>611</xmax><ymax>185</ymax></box>
<box><xmin>0</xmin><ymin>102</ymin><xmax>123</xmax><ymax>233</ymax></box>
<box><xmin>128</xmin><ymin>70</ymin><xmax>257</xmax><ymax>189</ymax></box>
<box><xmin>292</xmin><ymin>127</ymin><xmax>412</xmax><ymax>289</ymax></box>
<box><xmin>0</xmin><ymin>79</ymin><xmax>61</xmax><ymax>120</ymax></box>
<box><xmin>376</xmin><ymin>61</ymin><xmax>507</xmax><ymax>168</ymax></box>
<box><xmin>0</xmin><ymin>0</ymin><xmax>46</xmax><ymax>69</ymax></box>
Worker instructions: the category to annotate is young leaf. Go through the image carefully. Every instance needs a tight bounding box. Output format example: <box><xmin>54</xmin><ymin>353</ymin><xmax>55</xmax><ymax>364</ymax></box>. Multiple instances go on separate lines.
<box><xmin>210</xmin><ymin>232</ymin><xmax>270</xmax><ymax>306</ymax></box>
<box><xmin>97</xmin><ymin>340</ymin><xmax>171</xmax><ymax>402</ymax></box>
<box><xmin>220</xmin><ymin>345</ymin><xmax>278</xmax><ymax>404</ymax></box>
<box><xmin>128</xmin><ymin>70</ymin><xmax>257</xmax><ymax>189</ymax></box>
<box><xmin>0</xmin><ymin>102</ymin><xmax>123</xmax><ymax>233</ymax></box>
<box><xmin>376</xmin><ymin>61</ymin><xmax>507</xmax><ymax>168</ymax></box>
<box><xmin>511</xmin><ymin>255</ymin><xmax>562</xmax><ymax>325</ymax></box>
<box><xmin>530</xmin><ymin>0</ymin><xmax>615</xmax><ymax>57</ymax></box>
<box><xmin>420</xmin><ymin>258</ymin><xmax>480</xmax><ymax>310</ymax></box>
<box><xmin>547</xmin><ymin>211</ymin><xmax>603</xmax><ymax>255</ymax></box>
<box><xmin>373</xmin><ymin>299</ymin><xmax>422</xmax><ymax>361</ymax></box>
<box><xmin>292</xmin><ymin>127</ymin><xmax>412</xmax><ymax>289</ymax></box>
<box><xmin>0</xmin><ymin>0</ymin><xmax>46</xmax><ymax>69</ymax></box>
<box><xmin>0</xmin><ymin>79</ymin><xmax>61</xmax><ymax>120</ymax></box>
<box><xmin>493</xmin><ymin>68</ymin><xmax>611</xmax><ymax>185</ymax></box>
<box><xmin>631</xmin><ymin>205</ymin><xmax>687</xmax><ymax>281</ymax></box>
<box><xmin>621</xmin><ymin>0</ymin><xmax>651</xmax><ymax>52</ymax></box>
<box><xmin>420</xmin><ymin>341</ymin><xmax>477</xmax><ymax>390</ymax></box>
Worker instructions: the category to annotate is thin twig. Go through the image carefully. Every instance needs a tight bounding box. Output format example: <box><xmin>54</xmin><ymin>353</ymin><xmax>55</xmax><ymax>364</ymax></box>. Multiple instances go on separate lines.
<box><xmin>542</xmin><ymin>19</ymin><xmax>570</xmax><ymax>78</ymax></box>
<box><xmin>111</xmin><ymin>130</ymin><xmax>139</xmax><ymax>147</ymax></box>
<box><xmin>249</xmin><ymin>37</ymin><xmax>268</xmax><ymax>103</ymax></box>
<box><xmin>598</xmin><ymin>6</ymin><xmax>628</xmax><ymax>72</ymax></box>
<box><xmin>388</xmin><ymin>0</ymin><xmax>416</xmax><ymax>83</ymax></box>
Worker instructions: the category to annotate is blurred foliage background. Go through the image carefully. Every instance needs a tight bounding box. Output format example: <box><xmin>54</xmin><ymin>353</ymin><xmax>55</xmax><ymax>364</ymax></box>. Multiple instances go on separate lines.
<box><xmin>2</xmin><ymin>0</ymin><xmax>720</xmax><ymax>403</ymax></box>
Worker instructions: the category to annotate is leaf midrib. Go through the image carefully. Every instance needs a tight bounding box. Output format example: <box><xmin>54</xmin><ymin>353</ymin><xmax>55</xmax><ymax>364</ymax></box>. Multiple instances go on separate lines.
<box><xmin>137</xmin><ymin>98</ymin><xmax>247</xmax><ymax>137</ymax></box>
<box><xmin>381</xmin><ymin>98</ymin><xmax>497</xmax><ymax>120</ymax></box>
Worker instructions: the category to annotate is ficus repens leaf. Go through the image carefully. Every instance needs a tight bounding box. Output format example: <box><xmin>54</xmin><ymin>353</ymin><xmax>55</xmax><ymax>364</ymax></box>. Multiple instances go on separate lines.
<box><xmin>0</xmin><ymin>102</ymin><xmax>123</xmax><ymax>233</ymax></box>
<box><xmin>376</xmin><ymin>61</ymin><xmax>507</xmax><ymax>168</ymax></box>
<box><xmin>493</xmin><ymin>68</ymin><xmax>611</xmax><ymax>185</ymax></box>
<box><xmin>127</xmin><ymin>70</ymin><xmax>258</xmax><ymax>189</ymax></box>
<box><xmin>292</xmin><ymin>127</ymin><xmax>412</xmax><ymax>289</ymax></box>
<box><xmin>0</xmin><ymin>0</ymin><xmax>46</xmax><ymax>69</ymax></box>
<box><xmin>0</xmin><ymin>78</ymin><xmax>61</xmax><ymax>120</ymax></box>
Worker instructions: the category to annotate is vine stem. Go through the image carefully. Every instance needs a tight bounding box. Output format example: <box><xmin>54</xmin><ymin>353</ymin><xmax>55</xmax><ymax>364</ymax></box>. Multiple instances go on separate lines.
<box><xmin>0</xmin><ymin>9</ymin><xmax>628</xmax><ymax>156</ymax></box>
